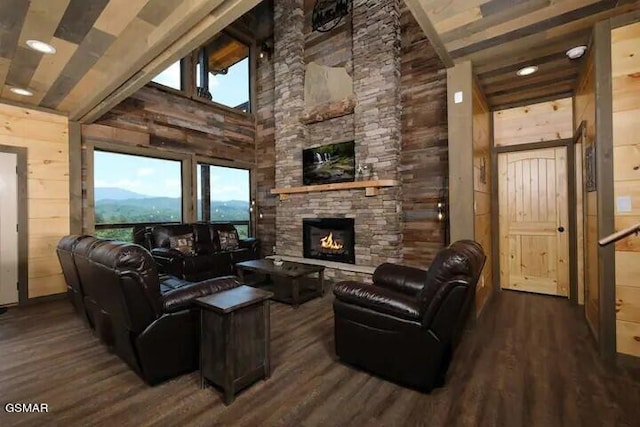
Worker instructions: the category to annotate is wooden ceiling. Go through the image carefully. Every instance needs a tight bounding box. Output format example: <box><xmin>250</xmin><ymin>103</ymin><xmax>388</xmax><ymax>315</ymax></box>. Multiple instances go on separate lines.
<box><xmin>0</xmin><ymin>0</ymin><xmax>261</xmax><ymax>122</ymax></box>
<box><xmin>406</xmin><ymin>0</ymin><xmax>640</xmax><ymax>108</ymax></box>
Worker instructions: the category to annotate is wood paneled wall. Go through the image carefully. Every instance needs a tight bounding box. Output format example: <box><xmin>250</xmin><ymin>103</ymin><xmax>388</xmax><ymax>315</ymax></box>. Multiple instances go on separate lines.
<box><xmin>97</xmin><ymin>85</ymin><xmax>256</xmax><ymax>164</ymax></box>
<box><xmin>494</xmin><ymin>98</ymin><xmax>574</xmax><ymax>147</ymax></box>
<box><xmin>472</xmin><ymin>82</ymin><xmax>492</xmax><ymax>314</ymax></box>
<box><xmin>400</xmin><ymin>8</ymin><xmax>448</xmax><ymax>267</ymax></box>
<box><xmin>0</xmin><ymin>103</ymin><xmax>69</xmax><ymax>298</ymax></box>
<box><xmin>574</xmin><ymin>48</ymin><xmax>599</xmax><ymax>338</ymax></box>
<box><xmin>611</xmin><ymin>21</ymin><xmax>640</xmax><ymax>357</ymax></box>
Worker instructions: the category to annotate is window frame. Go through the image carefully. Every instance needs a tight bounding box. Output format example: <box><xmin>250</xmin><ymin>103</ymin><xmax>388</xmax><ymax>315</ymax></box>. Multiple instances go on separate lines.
<box><xmin>87</xmin><ymin>142</ymin><xmax>194</xmax><ymax>236</ymax></box>
<box><xmin>196</xmin><ymin>160</ymin><xmax>253</xmax><ymax>237</ymax></box>
<box><xmin>145</xmin><ymin>27</ymin><xmax>256</xmax><ymax>117</ymax></box>
<box><xmin>149</xmin><ymin>58</ymin><xmax>187</xmax><ymax>93</ymax></box>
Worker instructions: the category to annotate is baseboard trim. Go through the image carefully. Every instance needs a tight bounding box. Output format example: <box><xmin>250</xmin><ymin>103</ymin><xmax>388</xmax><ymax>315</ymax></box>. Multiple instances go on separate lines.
<box><xmin>24</xmin><ymin>293</ymin><xmax>67</xmax><ymax>306</ymax></box>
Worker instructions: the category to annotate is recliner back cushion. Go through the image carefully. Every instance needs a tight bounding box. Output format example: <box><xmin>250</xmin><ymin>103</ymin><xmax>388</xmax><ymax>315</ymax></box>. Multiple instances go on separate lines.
<box><xmin>448</xmin><ymin>240</ymin><xmax>485</xmax><ymax>284</ymax></box>
<box><xmin>193</xmin><ymin>224</ymin><xmax>215</xmax><ymax>254</ymax></box>
<box><xmin>417</xmin><ymin>247</ymin><xmax>473</xmax><ymax>313</ymax></box>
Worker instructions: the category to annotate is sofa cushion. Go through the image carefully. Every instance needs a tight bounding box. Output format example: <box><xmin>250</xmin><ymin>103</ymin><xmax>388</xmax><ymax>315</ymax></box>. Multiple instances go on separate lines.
<box><xmin>217</xmin><ymin>229</ymin><xmax>239</xmax><ymax>250</ymax></box>
<box><xmin>417</xmin><ymin>247</ymin><xmax>473</xmax><ymax>312</ymax></box>
<box><xmin>152</xmin><ymin>224</ymin><xmax>194</xmax><ymax>249</ymax></box>
<box><xmin>169</xmin><ymin>233</ymin><xmax>195</xmax><ymax>255</ymax></box>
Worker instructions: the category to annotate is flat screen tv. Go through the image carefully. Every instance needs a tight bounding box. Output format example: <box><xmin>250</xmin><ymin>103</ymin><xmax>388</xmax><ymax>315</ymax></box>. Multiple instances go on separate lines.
<box><xmin>303</xmin><ymin>141</ymin><xmax>355</xmax><ymax>185</ymax></box>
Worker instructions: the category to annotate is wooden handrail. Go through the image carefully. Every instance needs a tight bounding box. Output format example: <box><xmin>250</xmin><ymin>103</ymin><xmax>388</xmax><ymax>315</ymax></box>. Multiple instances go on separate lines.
<box><xmin>599</xmin><ymin>223</ymin><xmax>640</xmax><ymax>246</ymax></box>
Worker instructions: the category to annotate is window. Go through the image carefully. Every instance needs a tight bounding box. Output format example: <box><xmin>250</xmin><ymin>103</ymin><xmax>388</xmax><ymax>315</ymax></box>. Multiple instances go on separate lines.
<box><xmin>196</xmin><ymin>33</ymin><xmax>250</xmax><ymax>112</ymax></box>
<box><xmin>151</xmin><ymin>60</ymin><xmax>183</xmax><ymax>90</ymax></box>
<box><xmin>197</xmin><ymin>164</ymin><xmax>251</xmax><ymax>238</ymax></box>
<box><xmin>94</xmin><ymin>151</ymin><xmax>183</xmax><ymax>241</ymax></box>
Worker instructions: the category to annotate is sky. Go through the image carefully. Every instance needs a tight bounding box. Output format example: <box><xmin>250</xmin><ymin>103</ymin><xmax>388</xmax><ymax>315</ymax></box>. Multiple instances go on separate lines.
<box><xmin>94</xmin><ymin>151</ymin><xmax>250</xmax><ymax>201</ymax></box>
<box><xmin>152</xmin><ymin>58</ymin><xmax>249</xmax><ymax>109</ymax></box>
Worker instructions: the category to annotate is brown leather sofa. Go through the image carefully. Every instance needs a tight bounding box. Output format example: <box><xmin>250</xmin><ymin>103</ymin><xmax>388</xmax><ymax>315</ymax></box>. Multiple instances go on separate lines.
<box><xmin>332</xmin><ymin>240</ymin><xmax>485</xmax><ymax>391</ymax></box>
<box><xmin>57</xmin><ymin>235</ymin><xmax>242</xmax><ymax>385</ymax></box>
<box><xmin>141</xmin><ymin>223</ymin><xmax>260</xmax><ymax>282</ymax></box>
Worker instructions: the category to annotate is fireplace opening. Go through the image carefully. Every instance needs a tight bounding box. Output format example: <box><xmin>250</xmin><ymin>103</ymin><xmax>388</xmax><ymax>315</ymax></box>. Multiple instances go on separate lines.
<box><xmin>303</xmin><ymin>218</ymin><xmax>355</xmax><ymax>264</ymax></box>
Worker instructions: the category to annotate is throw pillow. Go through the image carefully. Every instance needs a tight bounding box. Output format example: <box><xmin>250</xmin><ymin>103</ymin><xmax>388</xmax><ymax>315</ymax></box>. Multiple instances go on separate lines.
<box><xmin>218</xmin><ymin>230</ymin><xmax>239</xmax><ymax>250</ymax></box>
<box><xmin>169</xmin><ymin>233</ymin><xmax>195</xmax><ymax>255</ymax></box>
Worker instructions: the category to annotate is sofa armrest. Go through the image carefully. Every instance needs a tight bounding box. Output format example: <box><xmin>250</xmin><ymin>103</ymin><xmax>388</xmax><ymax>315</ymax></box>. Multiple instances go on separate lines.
<box><xmin>162</xmin><ymin>275</ymin><xmax>242</xmax><ymax>313</ymax></box>
<box><xmin>151</xmin><ymin>248</ymin><xmax>185</xmax><ymax>277</ymax></box>
<box><xmin>239</xmin><ymin>237</ymin><xmax>260</xmax><ymax>256</ymax></box>
<box><xmin>372</xmin><ymin>263</ymin><xmax>427</xmax><ymax>297</ymax></box>
<box><xmin>333</xmin><ymin>281</ymin><xmax>421</xmax><ymax>321</ymax></box>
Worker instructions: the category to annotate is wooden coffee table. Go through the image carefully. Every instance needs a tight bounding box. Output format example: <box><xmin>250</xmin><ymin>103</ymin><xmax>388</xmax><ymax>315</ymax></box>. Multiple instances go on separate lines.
<box><xmin>196</xmin><ymin>286</ymin><xmax>273</xmax><ymax>405</ymax></box>
<box><xmin>235</xmin><ymin>259</ymin><xmax>325</xmax><ymax>308</ymax></box>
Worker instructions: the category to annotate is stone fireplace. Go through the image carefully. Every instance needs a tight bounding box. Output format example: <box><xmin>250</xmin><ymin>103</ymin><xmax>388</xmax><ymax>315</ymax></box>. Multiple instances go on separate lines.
<box><xmin>303</xmin><ymin>218</ymin><xmax>355</xmax><ymax>264</ymax></box>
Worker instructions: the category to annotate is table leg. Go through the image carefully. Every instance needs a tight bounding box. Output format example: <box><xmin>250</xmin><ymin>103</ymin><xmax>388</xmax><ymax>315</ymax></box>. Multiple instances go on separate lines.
<box><xmin>319</xmin><ymin>270</ymin><xmax>325</xmax><ymax>296</ymax></box>
<box><xmin>200</xmin><ymin>308</ymin><xmax>205</xmax><ymax>389</ymax></box>
<box><xmin>223</xmin><ymin>313</ymin><xmax>235</xmax><ymax>405</ymax></box>
<box><xmin>237</xmin><ymin>268</ymin><xmax>245</xmax><ymax>283</ymax></box>
<box><xmin>292</xmin><ymin>278</ymin><xmax>300</xmax><ymax>309</ymax></box>
<box><xmin>264</xmin><ymin>300</ymin><xmax>271</xmax><ymax>379</ymax></box>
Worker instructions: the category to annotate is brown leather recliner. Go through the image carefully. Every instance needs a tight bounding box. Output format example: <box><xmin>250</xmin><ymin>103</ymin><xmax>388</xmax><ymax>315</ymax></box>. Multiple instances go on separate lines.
<box><xmin>60</xmin><ymin>235</ymin><xmax>242</xmax><ymax>385</ymax></box>
<box><xmin>56</xmin><ymin>235</ymin><xmax>94</xmax><ymax>327</ymax></box>
<box><xmin>333</xmin><ymin>240</ymin><xmax>486</xmax><ymax>391</ymax></box>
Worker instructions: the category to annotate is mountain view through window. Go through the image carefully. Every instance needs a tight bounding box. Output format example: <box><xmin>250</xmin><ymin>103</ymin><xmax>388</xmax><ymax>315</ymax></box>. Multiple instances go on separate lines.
<box><xmin>94</xmin><ymin>151</ymin><xmax>250</xmax><ymax>241</ymax></box>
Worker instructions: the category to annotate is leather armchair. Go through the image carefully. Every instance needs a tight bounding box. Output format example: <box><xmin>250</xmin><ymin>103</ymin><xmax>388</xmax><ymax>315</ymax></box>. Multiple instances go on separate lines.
<box><xmin>333</xmin><ymin>240</ymin><xmax>485</xmax><ymax>391</ymax></box>
<box><xmin>60</xmin><ymin>235</ymin><xmax>242</xmax><ymax>385</ymax></box>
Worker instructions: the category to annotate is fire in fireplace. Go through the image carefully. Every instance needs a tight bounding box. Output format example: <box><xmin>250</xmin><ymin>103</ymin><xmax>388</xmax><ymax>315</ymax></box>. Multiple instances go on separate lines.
<box><xmin>303</xmin><ymin>218</ymin><xmax>355</xmax><ymax>264</ymax></box>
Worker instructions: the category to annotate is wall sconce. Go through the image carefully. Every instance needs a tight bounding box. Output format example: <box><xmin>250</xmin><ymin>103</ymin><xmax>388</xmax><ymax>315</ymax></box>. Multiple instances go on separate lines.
<box><xmin>437</xmin><ymin>200</ymin><xmax>446</xmax><ymax>222</ymax></box>
<box><xmin>259</xmin><ymin>40</ymin><xmax>273</xmax><ymax>60</ymax></box>
<box><xmin>251</xmin><ymin>199</ymin><xmax>264</xmax><ymax>219</ymax></box>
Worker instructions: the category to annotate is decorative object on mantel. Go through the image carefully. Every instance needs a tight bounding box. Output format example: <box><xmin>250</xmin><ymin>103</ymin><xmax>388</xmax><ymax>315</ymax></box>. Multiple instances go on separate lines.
<box><xmin>271</xmin><ymin>179</ymin><xmax>398</xmax><ymax>201</ymax></box>
<box><xmin>312</xmin><ymin>0</ymin><xmax>352</xmax><ymax>33</ymax></box>
<box><xmin>356</xmin><ymin>163</ymin><xmax>373</xmax><ymax>181</ymax></box>
<box><xmin>301</xmin><ymin>96</ymin><xmax>356</xmax><ymax>124</ymax></box>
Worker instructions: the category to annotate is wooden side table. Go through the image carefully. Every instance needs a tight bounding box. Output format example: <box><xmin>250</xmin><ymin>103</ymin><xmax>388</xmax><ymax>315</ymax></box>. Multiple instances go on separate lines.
<box><xmin>195</xmin><ymin>286</ymin><xmax>273</xmax><ymax>405</ymax></box>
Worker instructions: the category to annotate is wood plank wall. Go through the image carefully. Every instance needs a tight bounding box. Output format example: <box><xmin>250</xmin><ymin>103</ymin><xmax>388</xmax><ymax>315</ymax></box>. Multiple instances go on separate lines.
<box><xmin>97</xmin><ymin>85</ymin><xmax>256</xmax><ymax>163</ymax></box>
<box><xmin>400</xmin><ymin>8</ymin><xmax>448</xmax><ymax>266</ymax></box>
<box><xmin>0</xmin><ymin>103</ymin><xmax>69</xmax><ymax>298</ymax></box>
<box><xmin>574</xmin><ymin>48</ymin><xmax>599</xmax><ymax>338</ymax></box>
<box><xmin>494</xmin><ymin>98</ymin><xmax>574</xmax><ymax>147</ymax></box>
<box><xmin>611</xmin><ymin>21</ymin><xmax>640</xmax><ymax>357</ymax></box>
<box><xmin>472</xmin><ymin>82</ymin><xmax>492</xmax><ymax>314</ymax></box>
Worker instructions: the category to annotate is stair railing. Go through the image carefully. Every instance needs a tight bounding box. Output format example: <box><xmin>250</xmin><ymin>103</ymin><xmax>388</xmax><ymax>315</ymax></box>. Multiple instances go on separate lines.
<box><xmin>599</xmin><ymin>223</ymin><xmax>640</xmax><ymax>246</ymax></box>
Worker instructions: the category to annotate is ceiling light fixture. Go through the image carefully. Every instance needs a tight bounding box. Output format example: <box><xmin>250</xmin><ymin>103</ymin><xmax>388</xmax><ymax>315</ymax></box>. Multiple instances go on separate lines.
<box><xmin>26</xmin><ymin>39</ymin><xmax>56</xmax><ymax>54</ymax></box>
<box><xmin>566</xmin><ymin>45</ymin><xmax>587</xmax><ymax>60</ymax></box>
<box><xmin>10</xmin><ymin>87</ymin><xmax>34</xmax><ymax>96</ymax></box>
<box><xmin>516</xmin><ymin>65</ymin><xmax>538</xmax><ymax>76</ymax></box>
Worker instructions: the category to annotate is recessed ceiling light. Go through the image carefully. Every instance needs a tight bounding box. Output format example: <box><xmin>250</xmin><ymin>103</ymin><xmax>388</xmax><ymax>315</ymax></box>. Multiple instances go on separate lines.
<box><xmin>566</xmin><ymin>45</ymin><xmax>587</xmax><ymax>60</ymax></box>
<box><xmin>516</xmin><ymin>65</ymin><xmax>538</xmax><ymax>76</ymax></box>
<box><xmin>10</xmin><ymin>87</ymin><xmax>34</xmax><ymax>96</ymax></box>
<box><xmin>26</xmin><ymin>39</ymin><xmax>56</xmax><ymax>54</ymax></box>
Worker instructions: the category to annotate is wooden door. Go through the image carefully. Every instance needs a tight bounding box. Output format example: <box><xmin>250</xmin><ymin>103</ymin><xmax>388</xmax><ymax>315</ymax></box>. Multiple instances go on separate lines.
<box><xmin>498</xmin><ymin>147</ymin><xmax>569</xmax><ymax>296</ymax></box>
<box><xmin>0</xmin><ymin>151</ymin><xmax>19</xmax><ymax>305</ymax></box>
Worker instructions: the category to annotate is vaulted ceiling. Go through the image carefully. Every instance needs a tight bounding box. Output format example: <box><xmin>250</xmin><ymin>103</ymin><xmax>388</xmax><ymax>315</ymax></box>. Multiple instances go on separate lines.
<box><xmin>0</xmin><ymin>0</ymin><xmax>261</xmax><ymax>122</ymax></box>
<box><xmin>406</xmin><ymin>0</ymin><xmax>640</xmax><ymax>108</ymax></box>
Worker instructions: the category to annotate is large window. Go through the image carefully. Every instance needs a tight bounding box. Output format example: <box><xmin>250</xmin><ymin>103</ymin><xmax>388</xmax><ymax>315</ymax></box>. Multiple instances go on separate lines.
<box><xmin>197</xmin><ymin>164</ymin><xmax>251</xmax><ymax>238</ymax></box>
<box><xmin>94</xmin><ymin>150</ymin><xmax>183</xmax><ymax>241</ymax></box>
<box><xmin>196</xmin><ymin>33</ymin><xmax>250</xmax><ymax>112</ymax></box>
<box><xmin>151</xmin><ymin>60</ymin><xmax>183</xmax><ymax>91</ymax></box>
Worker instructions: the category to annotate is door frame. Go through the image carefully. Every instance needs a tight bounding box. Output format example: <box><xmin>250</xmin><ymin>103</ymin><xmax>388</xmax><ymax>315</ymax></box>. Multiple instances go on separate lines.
<box><xmin>0</xmin><ymin>144</ymin><xmax>28</xmax><ymax>305</ymax></box>
<box><xmin>491</xmin><ymin>138</ymin><xmax>579</xmax><ymax>304</ymax></box>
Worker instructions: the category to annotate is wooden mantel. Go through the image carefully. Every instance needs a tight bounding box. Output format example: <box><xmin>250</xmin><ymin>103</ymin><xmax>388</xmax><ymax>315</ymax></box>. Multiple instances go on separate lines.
<box><xmin>271</xmin><ymin>179</ymin><xmax>399</xmax><ymax>200</ymax></box>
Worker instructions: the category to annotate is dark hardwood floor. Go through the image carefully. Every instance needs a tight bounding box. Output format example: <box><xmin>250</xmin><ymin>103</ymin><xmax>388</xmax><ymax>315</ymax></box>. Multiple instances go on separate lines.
<box><xmin>0</xmin><ymin>290</ymin><xmax>638</xmax><ymax>426</ymax></box>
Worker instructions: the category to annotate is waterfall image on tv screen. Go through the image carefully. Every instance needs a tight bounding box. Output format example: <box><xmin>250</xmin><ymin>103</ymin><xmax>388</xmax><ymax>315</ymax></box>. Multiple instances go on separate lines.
<box><xmin>303</xmin><ymin>141</ymin><xmax>355</xmax><ymax>185</ymax></box>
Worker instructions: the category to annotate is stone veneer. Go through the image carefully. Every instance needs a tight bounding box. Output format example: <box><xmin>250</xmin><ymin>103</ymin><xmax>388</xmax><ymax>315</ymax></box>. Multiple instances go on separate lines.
<box><xmin>273</xmin><ymin>0</ymin><xmax>402</xmax><ymax>282</ymax></box>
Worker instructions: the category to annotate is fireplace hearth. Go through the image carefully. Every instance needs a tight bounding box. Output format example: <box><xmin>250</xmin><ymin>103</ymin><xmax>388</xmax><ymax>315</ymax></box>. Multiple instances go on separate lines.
<box><xmin>303</xmin><ymin>218</ymin><xmax>355</xmax><ymax>264</ymax></box>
